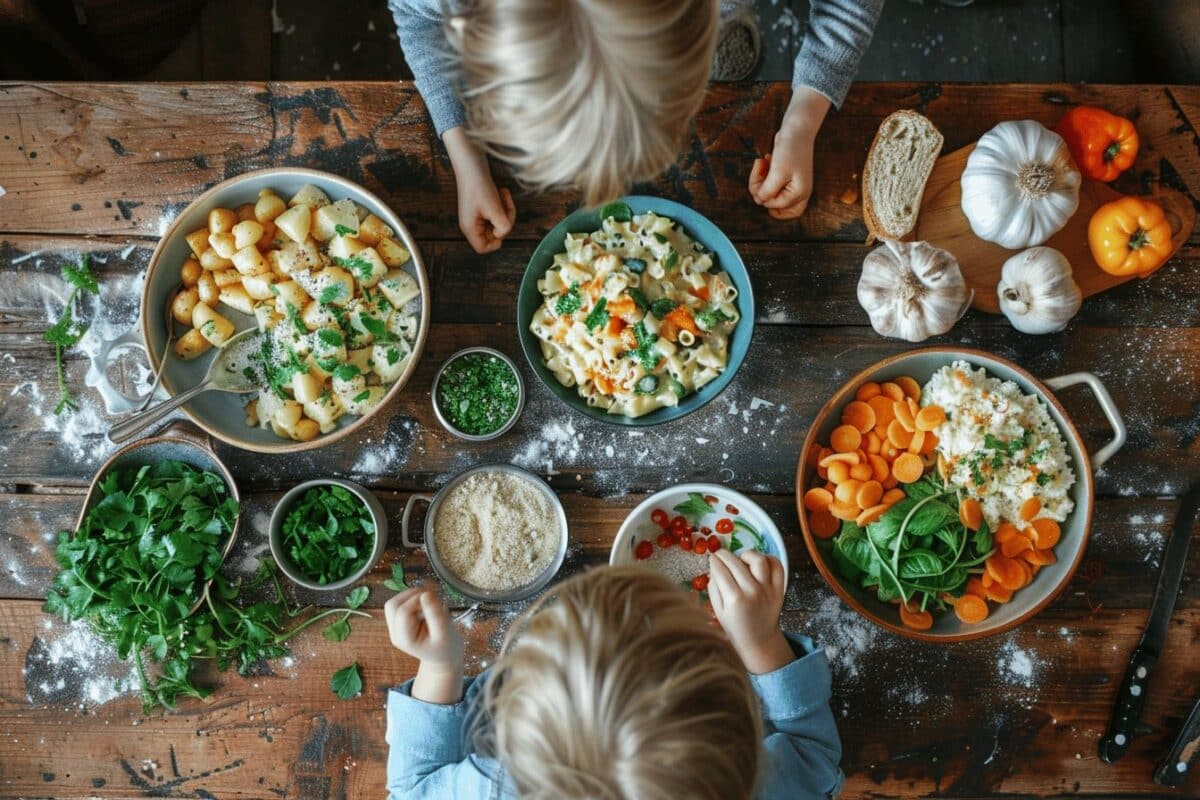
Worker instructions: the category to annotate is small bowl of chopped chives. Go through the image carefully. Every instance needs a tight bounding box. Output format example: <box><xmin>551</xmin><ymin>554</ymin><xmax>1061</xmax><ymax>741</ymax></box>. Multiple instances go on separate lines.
<box><xmin>431</xmin><ymin>347</ymin><xmax>525</xmax><ymax>441</ymax></box>
<box><xmin>269</xmin><ymin>479</ymin><xmax>388</xmax><ymax>591</ymax></box>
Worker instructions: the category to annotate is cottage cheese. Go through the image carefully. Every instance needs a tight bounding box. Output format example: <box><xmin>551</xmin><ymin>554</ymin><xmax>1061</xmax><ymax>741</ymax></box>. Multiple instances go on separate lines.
<box><xmin>922</xmin><ymin>361</ymin><xmax>1075</xmax><ymax>530</ymax></box>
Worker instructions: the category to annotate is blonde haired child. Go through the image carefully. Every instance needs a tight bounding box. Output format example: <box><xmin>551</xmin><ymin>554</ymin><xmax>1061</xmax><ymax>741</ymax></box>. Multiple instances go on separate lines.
<box><xmin>385</xmin><ymin>549</ymin><xmax>843</xmax><ymax>799</ymax></box>
<box><xmin>391</xmin><ymin>1</ymin><xmax>882</xmax><ymax>252</ymax></box>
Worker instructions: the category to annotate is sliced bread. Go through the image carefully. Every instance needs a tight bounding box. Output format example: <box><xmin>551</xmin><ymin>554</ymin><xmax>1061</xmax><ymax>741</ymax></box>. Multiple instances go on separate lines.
<box><xmin>862</xmin><ymin>110</ymin><xmax>944</xmax><ymax>243</ymax></box>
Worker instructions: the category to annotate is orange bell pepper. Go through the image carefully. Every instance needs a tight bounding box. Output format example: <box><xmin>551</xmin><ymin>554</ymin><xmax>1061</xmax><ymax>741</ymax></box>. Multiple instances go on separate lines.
<box><xmin>1088</xmin><ymin>196</ymin><xmax>1173</xmax><ymax>278</ymax></box>
<box><xmin>1055</xmin><ymin>106</ymin><xmax>1138</xmax><ymax>183</ymax></box>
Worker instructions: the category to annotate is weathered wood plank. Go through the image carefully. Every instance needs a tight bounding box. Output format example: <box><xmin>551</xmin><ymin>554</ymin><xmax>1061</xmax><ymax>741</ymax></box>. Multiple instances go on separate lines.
<box><xmin>6</xmin><ymin>235</ymin><xmax>1199</xmax><ymax>329</ymax></box>
<box><xmin>3</xmin><ymin>490</ymin><xmax>1192</xmax><ymax>613</ymax></box>
<box><xmin>1</xmin><ymin>83</ymin><xmax>1196</xmax><ymax>243</ymax></box>
<box><xmin>2</xmin><ymin>598</ymin><xmax>1198</xmax><ymax>797</ymax></box>
<box><xmin>1</xmin><ymin>322</ymin><xmax>1195</xmax><ymax>495</ymax></box>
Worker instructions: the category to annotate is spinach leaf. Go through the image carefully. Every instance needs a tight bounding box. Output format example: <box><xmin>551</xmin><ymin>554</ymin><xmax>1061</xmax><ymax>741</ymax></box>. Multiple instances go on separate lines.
<box><xmin>555</xmin><ymin>283</ymin><xmax>582</xmax><ymax>316</ymax></box>
<box><xmin>383</xmin><ymin>563</ymin><xmax>408</xmax><ymax>592</ymax></box>
<box><xmin>600</xmin><ymin>201</ymin><xmax>633</xmax><ymax>223</ymax></box>
<box><xmin>331</xmin><ymin>663</ymin><xmax>362</xmax><ymax>699</ymax></box>
<box><xmin>584</xmin><ymin>297</ymin><xmax>609</xmax><ymax>332</ymax></box>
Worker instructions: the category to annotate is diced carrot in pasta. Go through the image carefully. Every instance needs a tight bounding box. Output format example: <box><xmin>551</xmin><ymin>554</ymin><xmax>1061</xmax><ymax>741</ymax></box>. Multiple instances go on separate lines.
<box><xmin>664</xmin><ymin>306</ymin><xmax>699</xmax><ymax>336</ymax></box>
<box><xmin>687</xmin><ymin>285</ymin><xmax>710</xmax><ymax>302</ymax></box>
<box><xmin>607</xmin><ymin>296</ymin><xmax>637</xmax><ymax>317</ymax></box>
<box><xmin>607</xmin><ymin>316</ymin><xmax>626</xmax><ymax>336</ymax></box>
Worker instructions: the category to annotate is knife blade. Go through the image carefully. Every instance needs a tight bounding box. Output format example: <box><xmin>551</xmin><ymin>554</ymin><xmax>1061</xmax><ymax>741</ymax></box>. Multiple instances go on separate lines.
<box><xmin>1098</xmin><ymin>482</ymin><xmax>1200</xmax><ymax>764</ymax></box>
<box><xmin>1155</xmin><ymin>693</ymin><xmax>1200</xmax><ymax>787</ymax></box>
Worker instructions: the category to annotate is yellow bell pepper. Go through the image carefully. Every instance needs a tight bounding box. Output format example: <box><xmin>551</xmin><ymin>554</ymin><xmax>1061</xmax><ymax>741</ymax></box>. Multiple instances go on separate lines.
<box><xmin>1088</xmin><ymin>196</ymin><xmax>1173</xmax><ymax>278</ymax></box>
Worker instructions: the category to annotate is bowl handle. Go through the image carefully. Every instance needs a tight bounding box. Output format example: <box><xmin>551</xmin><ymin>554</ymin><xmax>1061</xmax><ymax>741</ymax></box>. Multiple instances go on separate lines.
<box><xmin>401</xmin><ymin>494</ymin><xmax>435</xmax><ymax>548</ymax></box>
<box><xmin>1045</xmin><ymin>372</ymin><xmax>1127</xmax><ymax>471</ymax></box>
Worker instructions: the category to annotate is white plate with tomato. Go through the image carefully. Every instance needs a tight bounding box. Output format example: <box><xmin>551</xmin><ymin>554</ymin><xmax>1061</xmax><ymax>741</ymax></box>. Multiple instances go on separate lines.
<box><xmin>610</xmin><ymin>483</ymin><xmax>789</xmax><ymax>598</ymax></box>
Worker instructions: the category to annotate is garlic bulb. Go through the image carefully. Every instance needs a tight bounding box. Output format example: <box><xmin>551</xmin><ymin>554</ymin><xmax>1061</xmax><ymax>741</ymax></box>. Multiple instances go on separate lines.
<box><xmin>997</xmin><ymin>246</ymin><xmax>1082</xmax><ymax>334</ymax></box>
<box><xmin>857</xmin><ymin>240</ymin><xmax>972</xmax><ymax>342</ymax></box>
<box><xmin>961</xmin><ymin>120</ymin><xmax>1081</xmax><ymax>249</ymax></box>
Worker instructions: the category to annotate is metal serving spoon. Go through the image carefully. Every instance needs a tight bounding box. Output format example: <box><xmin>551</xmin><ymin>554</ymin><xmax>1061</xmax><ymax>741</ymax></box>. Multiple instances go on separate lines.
<box><xmin>107</xmin><ymin>327</ymin><xmax>264</xmax><ymax>445</ymax></box>
<box><xmin>136</xmin><ymin>283</ymin><xmax>183</xmax><ymax>412</ymax></box>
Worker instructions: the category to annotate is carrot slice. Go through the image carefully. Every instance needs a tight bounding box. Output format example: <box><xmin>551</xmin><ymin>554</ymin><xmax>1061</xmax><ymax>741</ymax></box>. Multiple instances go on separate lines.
<box><xmin>868</xmin><ymin>454</ymin><xmax>890</xmax><ymax>482</ymax></box>
<box><xmin>880</xmin><ymin>381</ymin><xmax>905</xmax><ymax>401</ymax></box>
<box><xmin>914</xmin><ymin>405</ymin><xmax>946</xmax><ymax>432</ymax></box>
<box><xmin>830</xmin><ymin>425</ymin><xmax>863</xmax><ymax>454</ymax></box>
<box><xmin>883</xmin><ymin>475</ymin><xmax>899</xmax><ymax>490</ymax></box>
<box><xmin>867</xmin><ymin>395</ymin><xmax>896</xmax><ymax>428</ymax></box>
<box><xmin>887</xmin><ymin>419</ymin><xmax>914</xmax><ymax>449</ymax></box>
<box><xmin>842</xmin><ymin>401</ymin><xmax>877</xmax><ymax>434</ymax></box>
<box><xmin>882</xmin><ymin>445</ymin><xmax>900</xmax><ymax>460</ymax></box>
<box><xmin>984</xmin><ymin>583</ymin><xmax>1013</xmax><ymax>603</ymax></box>
<box><xmin>965</xmin><ymin>577</ymin><xmax>988</xmax><ymax>598</ymax></box>
<box><xmin>1015</xmin><ymin>559</ymin><xmax>1033</xmax><ymax>588</ymax></box>
<box><xmin>980</xmin><ymin>571</ymin><xmax>994</xmax><ymax>589</ymax></box>
<box><xmin>803</xmin><ymin>487</ymin><xmax>833</xmax><ymax>512</ymax></box>
<box><xmin>892</xmin><ymin>453</ymin><xmax>924</xmax><ymax>484</ymax></box>
<box><xmin>827</xmin><ymin>461</ymin><xmax>851</xmax><ymax>484</ymax></box>
<box><xmin>1001</xmin><ymin>534</ymin><xmax>1034</xmax><ymax>559</ymax></box>
<box><xmin>834</xmin><ymin>480</ymin><xmax>863</xmax><ymax>506</ymax></box>
<box><xmin>856</xmin><ymin>480</ymin><xmax>884</xmax><ymax>508</ymax></box>
<box><xmin>954</xmin><ymin>593</ymin><xmax>990</xmax><ymax>624</ymax></box>
<box><xmin>828</xmin><ymin>501</ymin><xmax>860</xmax><ymax>521</ymax></box>
<box><xmin>809</xmin><ymin>510</ymin><xmax>840</xmax><ymax>539</ymax></box>
<box><xmin>849</xmin><ymin>463</ymin><xmax>873</xmax><ymax>481</ymax></box>
<box><xmin>892</xmin><ymin>400</ymin><xmax>916</xmax><ymax>433</ymax></box>
<box><xmin>855</xmin><ymin>504</ymin><xmax>888</xmax><ymax>526</ymax></box>
<box><xmin>855</xmin><ymin>381</ymin><xmax>882</xmax><ymax>402</ymax></box>
<box><xmin>818</xmin><ymin>452</ymin><xmax>860</xmax><ymax>468</ymax></box>
<box><xmin>895</xmin><ymin>375</ymin><xmax>921</xmax><ymax>400</ymax></box>
<box><xmin>1023</xmin><ymin>547</ymin><xmax>1057</xmax><ymax>566</ymax></box>
<box><xmin>959</xmin><ymin>498</ymin><xmax>983</xmax><ymax>531</ymax></box>
<box><xmin>881</xmin><ymin>488</ymin><xmax>906</xmax><ymax>506</ymax></box>
<box><xmin>1030</xmin><ymin>518</ymin><xmax>1061</xmax><ymax>549</ymax></box>
<box><xmin>1020</xmin><ymin>497</ymin><xmax>1041</xmax><ymax>521</ymax></box>
<box><xmin>907</xmin><ymin>429</ymin><xmax>926</xmax><ymax>454</ymax></box>
<box><xmin>865</xmin><ymin>431</ymin><xmax>883</xmax><ymax>455</ymax></box>
<box><xmin>994</xmin><ymin>522</ymin><xmax>1020</xmax><ymax>544</ymax></box>
<box><xmin>899</xmin><ymin>601</ymin><xmax>933</xmax><ymax>631</ymax></box>
<box><xmin>919</xmin><ymin>431</ymin><xmax>939</xmax><ymax>455</ymax></box>
<box><xmin>987</xmin><ymin>555</ymin><xmax>1025</xmax><ymax>592</ymax></box>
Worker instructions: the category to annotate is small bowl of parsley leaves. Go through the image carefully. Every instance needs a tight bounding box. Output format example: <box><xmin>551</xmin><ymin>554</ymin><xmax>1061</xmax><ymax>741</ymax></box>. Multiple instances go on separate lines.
<box><xmin>270</xmin><ymin>479</ymin><xmax>387</xmax><ymax>591</ymax></box>
<box><xmin>432</xmin><ymin>347</ymin><xmax>525</xmax><ymax>441</ymax></box>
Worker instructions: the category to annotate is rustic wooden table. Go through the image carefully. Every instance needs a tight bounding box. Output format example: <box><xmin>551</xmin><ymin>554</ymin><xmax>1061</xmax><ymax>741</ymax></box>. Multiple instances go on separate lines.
<box><xmin>0</xmin><ymin>81</ymin><xmax>1197</xmax><ymax>799</ymax></box>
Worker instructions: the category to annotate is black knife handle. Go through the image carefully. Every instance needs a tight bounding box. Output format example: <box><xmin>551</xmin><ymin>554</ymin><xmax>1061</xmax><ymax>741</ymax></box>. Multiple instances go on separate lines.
<box><xmin>1155</xmin><ymin>698</ymin><xmax>1200</xmax><ymax>786</ymax></box>
<box><xmin>1099</xmin><ymin>646</ymin><xmax>1156</xmax><ymax>763</ymax></box>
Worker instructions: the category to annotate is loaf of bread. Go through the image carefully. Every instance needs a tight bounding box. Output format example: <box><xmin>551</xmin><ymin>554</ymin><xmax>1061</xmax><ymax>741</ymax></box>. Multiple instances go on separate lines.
<box><xmin>862</xmin><ymin>110</ymin><xmax>944</xmax><ymax>243</ymax></box>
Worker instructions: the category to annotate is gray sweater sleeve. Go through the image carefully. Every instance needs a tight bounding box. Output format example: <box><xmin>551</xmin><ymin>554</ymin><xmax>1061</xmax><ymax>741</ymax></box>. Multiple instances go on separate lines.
<box><xmin>389</xmin><ymin>0</ymin><xmax>466</xmax><ymax>137</ymax></box>
<box><xmin>791</xmin><ymin>0</ymin><xmax>884</xmax><ymax>108</ymax></box>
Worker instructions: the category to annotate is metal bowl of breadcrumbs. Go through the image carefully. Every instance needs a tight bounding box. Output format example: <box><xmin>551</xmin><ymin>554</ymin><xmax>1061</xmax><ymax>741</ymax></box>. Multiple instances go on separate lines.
<box><xmin>400</xmin><ymin>464</ymin><xmax>568</xmax><ymax>603</ymax></box>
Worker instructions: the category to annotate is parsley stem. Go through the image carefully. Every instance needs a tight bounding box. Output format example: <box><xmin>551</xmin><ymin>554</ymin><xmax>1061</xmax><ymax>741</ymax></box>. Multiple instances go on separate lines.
<box><xmin>273</xmin><ymin>608</ymin><xmax>370</xmax><ymax>643</ymax></box>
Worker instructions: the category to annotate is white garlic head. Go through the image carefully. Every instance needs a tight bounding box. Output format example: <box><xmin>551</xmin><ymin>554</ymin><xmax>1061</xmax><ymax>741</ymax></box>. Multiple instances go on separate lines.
<box><xmin>857</xmin><ymin>240</ymin><xmax>972</xmax><ymax>342</ymax></box>
<box><xmin>996</xmin><ymin>246</ymin><xmax>1082</xmax><ymax>334</ymax></box>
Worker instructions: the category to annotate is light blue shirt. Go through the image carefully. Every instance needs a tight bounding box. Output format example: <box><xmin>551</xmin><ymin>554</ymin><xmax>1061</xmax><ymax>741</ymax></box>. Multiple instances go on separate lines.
<box><xmin>386</xmin><ymin>634</ymin><xmax>844</xmax><ymax>799</ymax></box>
<box><xmin>389</xmin><ymin>0</ymin><xmax>884</xmax><ymax>137</ymax></box>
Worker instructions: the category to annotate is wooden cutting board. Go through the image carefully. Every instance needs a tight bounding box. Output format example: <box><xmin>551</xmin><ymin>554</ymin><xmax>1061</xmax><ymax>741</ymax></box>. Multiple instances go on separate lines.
<box><xmin>914</xmin><ymin>143</ymin><xmax>1196</xmax><ymax>314</ymax></box>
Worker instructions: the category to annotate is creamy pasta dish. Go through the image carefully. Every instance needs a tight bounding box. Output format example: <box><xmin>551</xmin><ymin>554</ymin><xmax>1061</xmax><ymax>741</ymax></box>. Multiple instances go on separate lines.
<box><xmin>530</xmin><ymin>205</ymin><xmax>740</xmax><ymax>418</ymax></box>
<box><xmin>172</xmin><ymin>183</ymin><xmax>421</xmax><ymax>442</ymax></box>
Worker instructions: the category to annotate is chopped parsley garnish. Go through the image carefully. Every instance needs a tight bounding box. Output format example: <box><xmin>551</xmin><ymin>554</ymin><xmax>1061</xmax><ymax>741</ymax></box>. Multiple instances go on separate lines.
<box><xmin>317</xmin><ymin>327</ymin><xmax>343</xmax><ymax>348</ymax></box>
<box><xmin>359</xmin><ymin>315</ymin><xmax>394</xmax><ymax>342</ymax></box>
<box><xmin>653</xmin><ymin>233</ymin><xmax>668</xmax><ymax>244</ymax></box>
<box><xmin>319</xmin><ymin>284</ymin><xmax>346</xmax><ymax>305</ymax></box>
<box><xmin>352</xmin><ymin>390</ymin><xmax>371</xmax><ymax>403</ymax></box>
<box><xmin>385</xmin><ymin>347</ymin><xmax>400</xmax><ymax>366</ymax></box>
<box><xmin>334</xmin><ymin>255</ymin><xmax>375</xmax><ymax>283</ymax></box>
<box><xmin>649</xmin><ymin>298</ymin><xmax>678</xmax><ymax>319</ymax></box>
<box><xmin>663</xmin><ymin>247</ymin><xmax>679</xmax><ymax>271</ymax></box>
<box><xmin>44</xmin><ymin>256</ymin><xmax>99</xmax><ymax>414</ymax></box>
<box><xmin>555</xmin><ymin>283</ymin><xmax>582</xmax><ymax>316</ymax></box>
<box><xmin>285</xmin><ymin>302</ymin><xmax>307</xmax><ymax>336</ymax></box>
<box><xmin>316</xmin><ymin>356</ymin><xmax>342</xmax><ymax>374</ymax></box>
<box><xmin>632</xmin><ymin>321</ymin><xmax>660</xmax><ymax>371</ymax></box>
<box><xmin>201</xmin><ymin>320</ymin><xmax>217</xmax><ymax>337</ymax></box>
<box><xmin>627</xmin><ymin>287</ymin><xmax>649</xmax><ymax>311</ymax></box>
<box><xmin>1036</xmin><ymin>473</ymin><xmax>1053</xmax><ymax>486</ymax></box>
<box><xmin>333</xmin><ymin>224</ymin><xmax>357</xmax><ymax>237</ymax></box>
<box><xmin>584</xmin><ymin>297</ymin><xmax>609</xmax><ymax>332</ymax></box>
<box><xmin>695</xmin><ymin>307</ymin><xmax>733</xmax><ymax>330</ymax></box>
<box><xmin>435</xmin><ymin>352</ymin><xmax>520</xmax><ymax>436</ymax></box>
<box><xmin>333</xmin><ymin>364</ymin><xmax>361</xmax><ymax>383</ymax></box>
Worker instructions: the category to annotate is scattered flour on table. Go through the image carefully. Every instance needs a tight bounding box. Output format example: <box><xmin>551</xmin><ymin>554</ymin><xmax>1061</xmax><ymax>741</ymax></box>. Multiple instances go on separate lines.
<box><xmin>24</xmin><ymin>619</ymin><xmax>139</xmax><ymax>710</ymax></box>
<box><xmin>351</xmin><ymin>418</ymin><xmax>420</xmax><ymax>476</ymax></box>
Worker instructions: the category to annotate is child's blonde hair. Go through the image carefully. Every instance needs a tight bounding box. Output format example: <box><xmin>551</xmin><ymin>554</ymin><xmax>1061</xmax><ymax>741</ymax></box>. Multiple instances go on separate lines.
<box><xmin>449</xmin><ymin>0</ymin><xmax>719</xmax><ymax>207</ymax></box>
<box><xmin>479</xmin><ymin>565</ymin><xmax>762</xmax><ymax>800</ymax></box>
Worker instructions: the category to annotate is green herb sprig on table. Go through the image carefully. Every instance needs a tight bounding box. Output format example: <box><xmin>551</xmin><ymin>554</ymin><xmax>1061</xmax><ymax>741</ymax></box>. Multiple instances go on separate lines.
<box><xmin>281</xmin><ymin>485</ymin><xmax>376</xmax><ymax>586</ymax></box>
<box><xmin>43</xmin><ymin>255</ymin><xmax>99</xmax><ymax>414</ymax></box>
<box><xmin>42</xmin><ymin>461</ymin><xmax>369</xmax><ymax>713</ymax></box>
<box><xmin>435</xmin><ymin>352</ymin><xmax>520</xmax><ymax>436</ymax></box>
<box><xmin>331</xmin><ymin>662</ymin><xmax>362</xmax><ymax>699</ymax></box>
<box><xmin>830</xmin><ymin>475</ymin><xmax>995</xmax><ymax>612</ymax></box>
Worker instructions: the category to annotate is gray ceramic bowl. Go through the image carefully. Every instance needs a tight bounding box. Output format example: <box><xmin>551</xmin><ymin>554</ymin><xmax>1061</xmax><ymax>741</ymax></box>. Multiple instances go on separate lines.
<box><xmin>132</xmin><ymin>167</ymin><xmax>431</xmax><ymax>453</ymax></box>
<box><xmin>77</xmin><ymin>422</ymin><xmax>240</xmax><ymax>613</ymax></box>
<box><xmin>796</xmin><ymin>347</ymin><xmax>1126</xmax><ymax>642</ymax></box>
<box><xmin>431</xmin><ymin>347</ymin><xmax>526</xmax><ymax>441</ymax></box>
<box><xmin>401</xmin><ymin>465</ymin><xmax>568</xmax><ymax>604</ymax></box>
<box><xmin>269</xmin><ymin>478</ymin><xmax>388</xmax><ymax>591</ymax></box>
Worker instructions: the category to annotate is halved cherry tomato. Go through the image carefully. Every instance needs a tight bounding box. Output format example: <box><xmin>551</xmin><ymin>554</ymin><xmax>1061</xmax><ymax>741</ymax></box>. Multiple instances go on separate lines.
<box><xmin>679</xmin><ymin>536</ymin><xmax>693</xmax><ymax>552</ymax></box>
<box><xmin>699</xmin><ymin>526</ymin><xmax>712</xmax><ymax>535</ymax></box>
<box><xmin>650</xmin><ymin>509</ymin><xmax>669</xmax><ymax>528</ymax></box>
<box><xmin>635</xmin><ymin>541</ymin><xmax>653</xmax><ymax>560</ymax></box>
<box><xmin>657</xmin><ymin>532</ymin><xmax>673</xmax><ymax>549</ymax></box>
<box><xmin>694</xmin><ymin>539</ymin><xmax>709</xmax><ymax>555</ymax></box>
<box><xmin>715</xmin><ymin>518</ymin><xmax>735</xmax><ymax>534</ymax></box>
<box><xmin>691</xmin><ymin>574</ymin><xmax>710</xmax><ymax>592</ymax></box>
<box><xmin>725</xmin><ymin>504</ymin><xmax>740</xmax><ymax>515</ymax></box>
<box><xmin>707</xmin><ymin>535</ymin><xmax>720</xmax><ymax>551</ymax></box>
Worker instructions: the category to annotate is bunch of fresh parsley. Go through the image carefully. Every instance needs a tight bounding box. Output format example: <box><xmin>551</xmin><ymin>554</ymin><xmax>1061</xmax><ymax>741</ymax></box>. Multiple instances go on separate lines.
<box><xmin>43</xmin><ymin>256</ymin><xmax>99</xmax><ymax>414</ymax></box>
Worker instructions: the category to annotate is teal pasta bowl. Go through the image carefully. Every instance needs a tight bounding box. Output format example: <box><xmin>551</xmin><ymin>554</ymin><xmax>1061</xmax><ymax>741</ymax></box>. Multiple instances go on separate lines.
<box><xmin>516</xmin><ymin>196</ymin><xmax>754</xmax><ymax>427</ymax></box>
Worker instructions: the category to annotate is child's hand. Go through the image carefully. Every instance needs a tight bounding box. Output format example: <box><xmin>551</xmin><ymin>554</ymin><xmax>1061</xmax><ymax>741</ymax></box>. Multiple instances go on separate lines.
<box><xmin>708</xmin><ymin>549</ymin><xmax>795</xmax><ymax>675</ymax></box>
<box><xmin>384</xmin><ymin>587</ymin><xmax>464</xmax><ymax>669</ymax></box>
<box><xmin>748</xmin><ymin>86</ymin><xmax>831</xmax><ymax>221</ymax></box>
<box><xmin>444</xmin><ymin>126</ymin><xmax>516</xmax><ymax>254</ymax></box>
